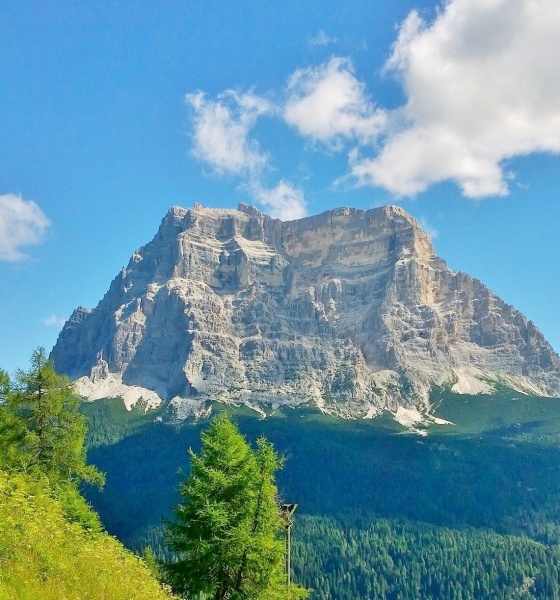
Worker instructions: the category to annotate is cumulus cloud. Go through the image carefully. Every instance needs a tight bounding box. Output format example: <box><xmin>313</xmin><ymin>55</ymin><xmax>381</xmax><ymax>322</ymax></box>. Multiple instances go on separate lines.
<box><xmin>185</xmin><ymin>89</ymin><xmax>308</xmax><ymax>219</ymax></box>
<box><xmin>284</xmin><ymin>57</ymin><xmax>387</xmax><ymax>147</ymax></box>
<box><xmin>43</xmin><ymin>314</ymin><xmax>66</xmax><ymax>327</ymax></box>
<box><xmin>249</xmin><ymin>181</ymin><xmax>307</xmax><ymax>221</ymax></box>
<box><xmin>350</xmin><ymin>0</ymin><xmax>560</xmax><ymax>197</ymax></box>
<box><xmin>0</xmin><ymin>194</ymin><xmax>50</xmax><ymax>261</ymax></box>
<box><xmin>309</xmin><ymin>30</ymin><xmax>338</xmax><ymax>47</ymax></box>
<box><xmin>186</xmin><ymin>1</ymin><xmax>559</xmax><ymax>203</ymax></box>
<box><xmin>186</xmin><ymin>90</ymin><xmax>272</xmax><ymax>175</ymax></box>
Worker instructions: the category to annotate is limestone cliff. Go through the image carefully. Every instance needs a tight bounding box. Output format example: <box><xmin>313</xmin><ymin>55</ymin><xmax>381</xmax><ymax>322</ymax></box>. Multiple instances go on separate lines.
<box><xmin>51</xmin><ymin>203</ymin><xmax>560</xmax><ymax>418</ymax></box>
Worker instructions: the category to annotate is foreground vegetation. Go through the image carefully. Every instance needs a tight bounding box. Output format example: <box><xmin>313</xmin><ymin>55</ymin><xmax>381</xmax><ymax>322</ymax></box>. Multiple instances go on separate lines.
<box><xmin>7</xmin><ymin>351</ymin><xmax>560</xmax><ymax>599</ymax></box>
<box><xmin>0</xmin><ymin>351</ymin><xmax>309</xmax><ymax>599</ymax></box>
<box><xmin>164</xmin><ymin>414</ymin><xmax>308</xmax><ymax>599</ymax></box>
<box><xmin>0</xmin><ymin>470</ymin><xmax>175</xmax><ymax>600</ymax></box>
<box><xmin>0</xmin><ymin>350</ymin><xmax>175</xmax><ymax>600</ymax></box>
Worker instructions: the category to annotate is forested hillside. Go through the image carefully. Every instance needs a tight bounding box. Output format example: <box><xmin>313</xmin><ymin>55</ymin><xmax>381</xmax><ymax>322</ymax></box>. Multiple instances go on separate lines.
<box><xmin>294</xmin><ymin>516</ymin><xmax>560</xmax><ymax>599</ymax></box>
<box><xmin>82</xmin><ymin>388</ymin><xmax>560</xmax><ymax>599</ymax></box>
<box><xmin>4</xmin><ymin>349</ymin><xmax>560</xmax><ymax>598</ymax></box>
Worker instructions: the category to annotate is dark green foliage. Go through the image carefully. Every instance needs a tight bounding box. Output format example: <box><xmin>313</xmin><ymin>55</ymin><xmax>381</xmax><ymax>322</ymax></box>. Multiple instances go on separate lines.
<box><xmin>82</xmin><ymin>393</ymin><xmax>560</xmax><ymax>599</ymax></box>
<box><xmin>105</xmin><ymin>515</ymin><xmax>560</xmax><ymax>600</ymax></box>
<box><xmin>0</xmin><ymin>348</ymin><xmax>104</xmax><ymax>488</ymax></box>
<box><xmin>84</xmin><ymin>396</ymin><xmax>166</xmax><ymax>448</ymax></box>
<box><xmin>163</xmin><ymin>414</ymin><xmax>308</xmax><ymax>599</ymax></box>
<box><xmin>293</xmin><ymin>515</ymin><xmax>560</xmax><ymax>599</ymax></box>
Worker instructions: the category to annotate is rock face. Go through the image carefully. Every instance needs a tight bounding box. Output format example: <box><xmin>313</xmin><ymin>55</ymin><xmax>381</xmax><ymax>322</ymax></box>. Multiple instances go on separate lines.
<box><xmin>51</xmin><ymin>203</ymin><xmax>560</xmax><ymax>418</ymax></box>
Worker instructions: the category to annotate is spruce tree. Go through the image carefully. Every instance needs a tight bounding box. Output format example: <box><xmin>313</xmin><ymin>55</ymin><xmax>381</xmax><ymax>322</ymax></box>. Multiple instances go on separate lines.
<box><xmin>163</xmin><ymin>413</ymin><xmax>308</xmax><ymax>600</ymax></box>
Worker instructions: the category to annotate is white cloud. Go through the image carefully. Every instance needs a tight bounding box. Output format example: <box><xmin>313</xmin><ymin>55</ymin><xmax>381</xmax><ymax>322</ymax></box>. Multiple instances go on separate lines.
<box><xmin>350</xmin><ymin>0</ymin><xmax>560</xmax><ymax>197</ymax></box>
<box><xmin>250</xmin><ymin>181</ymin><xmax>307</xmax><ymax>221</ymax></box>
<box><xmin>309</xmin><ymin>30</ymin><xmax>338</xmax><ymax>47</ymax></box>
<box><xmin>185</xmin><ymin>90</ymin><xmax>272</xmax><ymax>175</ymax></box>
<box><xmin>284</xmin><ymin>57</ymin><xmax>387</xmax><ymax>147</ymax></box>
<box><xmin>185</xmin><ymin>88</ymin><xmax>308</xmax><ymax>219</ymax></box>
<box><xmin>43</xmin><ymin>314</ymin><xmax>66</xmax><ymax>327</ymax></box>
<box><xmin>186</xmin><ymin>1</ymin><xmax>559</xmax><ymax>203</ymax></box>
<box><xmin>0</xmin><ymin>194</ymin><xmax>50</xmax><ymax>261</ymax></box>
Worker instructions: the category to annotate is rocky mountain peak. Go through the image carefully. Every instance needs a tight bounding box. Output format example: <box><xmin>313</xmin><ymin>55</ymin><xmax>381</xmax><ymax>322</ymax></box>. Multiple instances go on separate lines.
<box><xmin>51</xmin><ymin>203</ymin><xmax>560</xmax><ymax>419</ymax></box>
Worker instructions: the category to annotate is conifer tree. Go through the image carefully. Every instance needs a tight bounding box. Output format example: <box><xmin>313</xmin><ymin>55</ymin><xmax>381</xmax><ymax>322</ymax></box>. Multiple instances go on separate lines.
<box><xmin>163</xmin><ymin>413</ymin><xmax>308</xmax><ymax>600</ymax></box>
<box><xmin>0</xmin><ymin>347</ymin><xmax>103</xmax><ymax>487</ymax></box>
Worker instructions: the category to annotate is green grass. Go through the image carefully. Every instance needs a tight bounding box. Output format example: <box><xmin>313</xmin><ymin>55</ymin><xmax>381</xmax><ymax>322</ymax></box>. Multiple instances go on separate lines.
<box><xmin>0</xmin><ymin>470</ymin><xmax>176</xmax><ymax>600</ymax></box>
<box><xmin>430</xmin><ymin>385</ymin><xmax>560</xmax><ymax>441</ymax></box>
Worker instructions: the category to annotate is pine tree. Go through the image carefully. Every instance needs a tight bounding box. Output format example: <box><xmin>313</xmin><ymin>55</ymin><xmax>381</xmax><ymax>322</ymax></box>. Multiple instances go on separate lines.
<box><xmin>163</xmin><ymin>413</ymin><xmax>309</xmax><ymax>600</ymax></box>
<box><xmin>0</xmin><ymin>347</ymin><xmax>103</xmax><ymax>487</ymax></box>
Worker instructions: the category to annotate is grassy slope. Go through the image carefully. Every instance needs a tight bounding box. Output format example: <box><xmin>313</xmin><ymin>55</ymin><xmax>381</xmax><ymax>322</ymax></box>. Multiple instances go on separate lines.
<box><xmin>0</xmin><ymin>470</ymin><xmax>175</xmax><ymax>600</ymax></box>
<box><xmin>431</xmin><ymin>385</ymin><xmax>560</xmax><ymax>441</ymax></box>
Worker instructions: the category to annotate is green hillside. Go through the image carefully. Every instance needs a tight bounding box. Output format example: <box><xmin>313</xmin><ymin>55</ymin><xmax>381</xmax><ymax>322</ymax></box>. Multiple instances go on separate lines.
<box><xmin>0</xmin><ymin>469</ymin><xmax>175</xmax><ymax>600</ymax></box>
<box><xmin>0</xmin><ymin>352</ymin><xmax>175</xmax><ymax>600</ymax></box>
<box><xmin>293</xmin><ymin>515</ymin><xmax>560</xmax><ymax>599</ymax></box>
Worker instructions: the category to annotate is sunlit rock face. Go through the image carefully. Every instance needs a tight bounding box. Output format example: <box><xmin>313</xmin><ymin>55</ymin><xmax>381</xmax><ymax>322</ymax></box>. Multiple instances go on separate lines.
<box><xmin>51</xmin><ymin>203</ymin><xmax>560</xmax><ymax>418</ymax></box>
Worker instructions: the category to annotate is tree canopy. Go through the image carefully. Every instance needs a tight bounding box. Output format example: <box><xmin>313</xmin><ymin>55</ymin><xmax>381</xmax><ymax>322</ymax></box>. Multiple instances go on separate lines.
<box><xmin>163</xmin><ymin>413</ymin><xmax>308</xmax><ymax>600</ymax></box>
<box><xmin>0</xmin><ymin>347</ymin><xmax>103</xmax><ymax>487</ymax></box>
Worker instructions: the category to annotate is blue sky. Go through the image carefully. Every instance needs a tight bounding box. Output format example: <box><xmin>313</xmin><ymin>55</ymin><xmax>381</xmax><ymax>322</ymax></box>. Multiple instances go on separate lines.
<box><xmin>1</xmin><ymin>0</ymin><xmax>559</xmax><ymax>375</ymax></box>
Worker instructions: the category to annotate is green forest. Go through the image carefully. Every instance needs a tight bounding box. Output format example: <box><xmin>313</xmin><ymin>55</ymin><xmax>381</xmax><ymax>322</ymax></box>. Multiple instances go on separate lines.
<box><xmin>81</xmin><ymin>387</ymin><xmax>560</xmax><ymax>599</ymax></box>
<box><xmin>293</xmin><ymin>516</ymin><xmax>560</xmax><ymax>599</ymax></box>
<box><xmin>0</xmin><ymin>351</ymin><xmax>308</xmax><ymax>599</ymax></box>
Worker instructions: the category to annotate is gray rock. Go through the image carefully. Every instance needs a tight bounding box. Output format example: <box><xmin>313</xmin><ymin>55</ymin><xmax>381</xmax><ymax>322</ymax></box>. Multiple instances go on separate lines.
<box><xmin>51</xmin><ymin>203</ymin><xmax>560</xmax><ymax>418</ymax></box>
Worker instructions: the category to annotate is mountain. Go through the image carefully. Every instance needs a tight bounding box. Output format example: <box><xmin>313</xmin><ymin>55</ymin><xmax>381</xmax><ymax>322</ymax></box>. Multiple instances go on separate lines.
<box><xmin>51</xmin><ymin>203</ymin><xmax>560</xmax><ymax>419</ymax></box>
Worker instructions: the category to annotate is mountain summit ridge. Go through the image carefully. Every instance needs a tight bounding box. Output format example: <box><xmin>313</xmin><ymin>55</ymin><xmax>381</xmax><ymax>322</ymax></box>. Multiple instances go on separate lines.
<box><xmin>51</xmin><ymin>203</ymin><xmax>560</xmax><ymax>419</ymax></box>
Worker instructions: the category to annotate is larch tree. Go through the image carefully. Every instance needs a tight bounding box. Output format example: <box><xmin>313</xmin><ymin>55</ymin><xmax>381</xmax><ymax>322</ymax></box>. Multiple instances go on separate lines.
<box><xmin>163</xmin><ymin>413</ymin><xmax>309</xmax><ymax>600</ymax></box>
<box><xmin>0</xmin><ymin>347</ymin><xmax>103</xmax><ymax>487</ymax></box>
